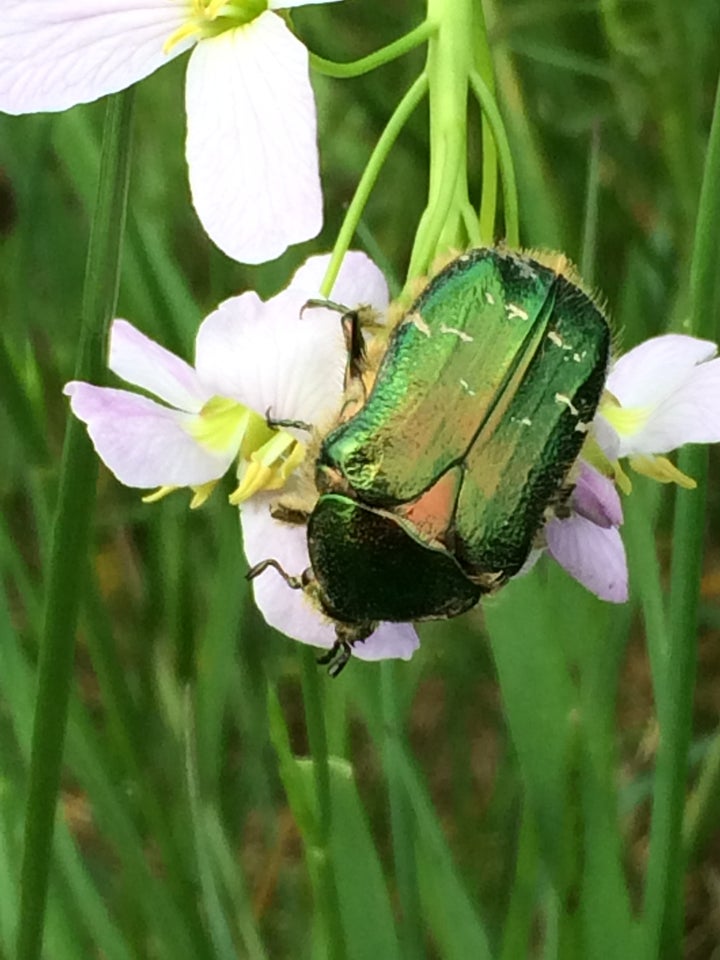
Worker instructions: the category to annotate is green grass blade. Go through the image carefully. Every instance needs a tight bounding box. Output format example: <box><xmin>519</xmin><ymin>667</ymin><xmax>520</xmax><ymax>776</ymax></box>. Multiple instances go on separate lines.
<box><xmin>643</xmin><ymin>67</ymin><xmax>720</xmax><ymax>958</ymax></box>
<box><xmin>16</xmin><ymin>90</ymin><xmax>135</xmax><ymax>960</ymax></box>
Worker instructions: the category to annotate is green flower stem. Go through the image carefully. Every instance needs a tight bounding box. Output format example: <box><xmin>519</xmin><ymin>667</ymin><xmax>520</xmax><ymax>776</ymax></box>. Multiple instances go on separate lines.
<box><xmin>406</xmin><ymin>0</ymin><xmax>475</xmax><ymax>283</ymax></box>
<box><xmin>380</xmin><ymin>662</ymin><xmax>424</xmax><ymax>960</ymax></box>
<box><xmin>310</xmin><ymin>19</ymin><xmax>436</xmax><ymax>78</ymax></box>
<box><xmin>469</xmin><ymin>70</ymin><xmax>519</xmax><ymax>248</ymax></box>
<box><xmin>472</xmin><ymin>2</ymin><xmax>499</xmax><ymax>245</ymax></box>
<box><xmin>642</xmin><ymin>69</ymin><xmax>720</xmax><ymax>960</ymax></box>
<box><xmin>15</xmin><ymin>90</ymin><xmax>134</xmax><ymax>960</ymax></box>
<box><xmin>299</xmin><ymin>648</ymin><xmax>346</xmax><ymax>960</ymax></box>
<box><xmin>320</xmin><ymin>72</ymin><xmax>428</xmax><ymax>299</ymax></box>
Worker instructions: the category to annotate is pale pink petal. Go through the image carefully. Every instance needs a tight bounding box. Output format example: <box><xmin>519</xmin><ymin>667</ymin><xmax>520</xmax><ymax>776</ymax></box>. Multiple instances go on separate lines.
<box><xmin>606</xmin><ymin>334</ymin><xmax>717</xmax><ymax>410</ymax></box>
<box><xmin>592</xmin><ymin>415</ymin><xmax>620</xmax><ymax>460</ymax></box>
<box><xmin>185</xmin><ymin>12</ymin><xmax>322</xmax><ymax>263</ymax></box>
<box><xmin>241</xmin><ymin>499</ymin><xmax>335</xmax><ymax>649</ymax></box>
<box><xmin>572</xmin><ymin>462</ymin><xmax>623</xmax><ymax>528</ymax></box>
<box><xmin>289</xmin><ymin>251</ymin><xmax>390</xmax><ymax>312</ymax></box>
<box><xmin>64</xmin><ymin>382</ymin><xmax>233</xmax><ymax>487</ymax></box>
<box><xmin>546</xmin><ymin>515</ymin><xmax>628</xmax><ymax>603</ymax></box>
<box><xmin>109</xmin><ymin>320</ymin><xmax>209</xmax><ymax>412</ymax></box>
<box><xmin>352</xmin><ymin>622</ymin><xmax>419</xmax><ymax>662</ymax></box>
<box><xmin>241</xmin><ymin>499</ymin><xmax>420</xmax><ymax>661</ymax></box>
<box><xmin>615</xmin><ymin>357</ymin><xmax>720</xmax><ymax>456</ymax></box>
<box><xmin>512</xmin><ymin>547</ymin><xmax>543</xmax><ymax>579</ymax></box>
<box><xmin>0</xmin><ymin>0</ymin><xmax>191</xmax><ymax>114</ymax></box>
<box><xmin>195</xmin><ymin>289</ymin><xmax>346</xmax><ymax>427</ymax></box>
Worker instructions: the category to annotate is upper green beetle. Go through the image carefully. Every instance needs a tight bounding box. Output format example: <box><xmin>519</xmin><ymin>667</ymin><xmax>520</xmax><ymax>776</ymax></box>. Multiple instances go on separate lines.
<box><xmin>251</xmin><ymin>248</ymin><xmax>611</xmax><ymax>674</ymax></box>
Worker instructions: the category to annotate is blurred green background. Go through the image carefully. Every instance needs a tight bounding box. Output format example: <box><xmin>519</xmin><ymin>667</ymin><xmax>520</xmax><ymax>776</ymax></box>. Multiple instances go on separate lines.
<box><xmin>2</xmin><ymin>1</ymin><xmax>720</xmax><ymax>957</ymax></box>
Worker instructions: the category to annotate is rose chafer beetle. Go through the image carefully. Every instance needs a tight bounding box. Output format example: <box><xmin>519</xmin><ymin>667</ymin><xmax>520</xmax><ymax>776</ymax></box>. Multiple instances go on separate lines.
<box><xmin>249</xmin><ymin>248</ymin><xmax>611</xmax><ymax>674</ymax></box>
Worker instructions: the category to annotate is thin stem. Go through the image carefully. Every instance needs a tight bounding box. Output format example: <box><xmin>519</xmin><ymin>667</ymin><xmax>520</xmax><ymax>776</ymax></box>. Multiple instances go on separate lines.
<box><xmin>469</xmin><ymin>70</ymin><xmax>519</xmax><ymax>247</ymax></box>
<box><xmin>310</xmin><ymin>20</ymin><xmax>436</xmax><ymax>78</ymax></box>
<box><xmin>643</xmin><ymin>68</ymin><xmax>720</xmax><ymax>960</ymax></box>
<box><xmin>473</xmin><ymin>1</ymin><xmax>499</xmax><ymax>245</ymax></box>
<box><xmin>299</xmin><ymin>648</ymin><xmax>346</xmax><ymax>960</ymax></box>
<box><xmin>380</xmin><ymin>662</ymin><xmax>424</xmax><ymax>960</ymax></box>
<box><xmin>16</xmin><ymin>90</ymin><xmax>134</xmax><ymax>960</ymax></box>
<box><xmin>320</xmin><ymin>73</ymin><xmax>428</xmax><ymax>298</ymax></box>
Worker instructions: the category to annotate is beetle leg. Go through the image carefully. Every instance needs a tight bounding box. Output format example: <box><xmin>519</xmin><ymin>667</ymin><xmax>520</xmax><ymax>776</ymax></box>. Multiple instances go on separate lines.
<box><xmin>264</xmin><ymin>407</ymin><xmax>313</xmax><ymax>433</ymax></box>
<box><xmin>300</xmin><ymin>297</ymin><xmax>370</xmax><ymax>395</ymax></box>
<box><xmin>316</xmin><ymin>640</ymin><xmax>352</xmax><ymax>677</ymax></box>
<box><xmin>269</xmin><ymin>503</ymin><xmax>311</xmax><ymax>525</ymax></box>
<box><xmin>300</xmin><ymin>297</ymin><xmax>350</xmax><ymax>318</ymax></box>
<box><xmin>245</xmin><ymin>558</ymin><xmax>304</xmax><ymax>589</ymax></box>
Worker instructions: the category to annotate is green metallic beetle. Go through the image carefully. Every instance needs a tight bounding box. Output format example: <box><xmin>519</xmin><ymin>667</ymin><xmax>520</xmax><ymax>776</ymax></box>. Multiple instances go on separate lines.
<box><xmin>249</xmin><ymin>248</ymin><xmax>611</xmax><ymax>674</ymax></box>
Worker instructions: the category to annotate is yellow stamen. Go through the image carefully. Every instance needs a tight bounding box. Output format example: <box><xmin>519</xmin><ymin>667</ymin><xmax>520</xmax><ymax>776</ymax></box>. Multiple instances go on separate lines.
<box><xmin>629</xmin><ymin>455</ymin><xmax>697</xmax><ymax>489</ymax></box>
<box><xmin>190</xmin><ymin>480</ymin><xmax>219</xmax><ymax>509</ymax></box>
<box><xmin>142</xmin><ymin>485</ymin><xmax>178</xmax><ymax>503</ymax></box>
<box><xmin>164</xmin><ymin>0</ymin><xmax>267</xmax><ymax>54</ymax></box>
<box><xmin>612</xmin><ymin>460</ymin><xmax>632</xmax><ymax>495</ymax></box>
<box><xmin>230</xmin><ymin>432</ymin><xmax>306</xmax><ymax>504</ymax></box>
<box><xmin>163</xmin><ymin>20</ymin><xmax>203</xmax><ymax>55</ymax></box>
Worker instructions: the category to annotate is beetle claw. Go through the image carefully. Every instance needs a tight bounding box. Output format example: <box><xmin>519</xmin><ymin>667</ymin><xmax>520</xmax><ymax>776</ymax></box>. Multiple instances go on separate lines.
<box><xmin>317</xmin><ymin>640</ymin><xmax>352</xmax><ymax>677</ymax></box>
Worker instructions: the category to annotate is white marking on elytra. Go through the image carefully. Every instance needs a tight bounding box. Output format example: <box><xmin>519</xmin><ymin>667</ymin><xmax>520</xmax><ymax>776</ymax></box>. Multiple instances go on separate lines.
<box><xmin>506</xmin><ymin>302</ymin><xmax>529</xmax><ymax>321</ymax></box>
<box><xmin>572</xmin><ymin>352</ymin><xmax>583</xmax><ymax>363</ymax></box>
<box><xmin>485</xmin><ymin>291</ymin><xmax>496</xmax><ymax>305</ymax></box>
<box><xmin>520</xmin><ymin>417</ymin><xmax>533</xmax><ymax>426</ymax></box>
<box><xmin>555</xmin><ymin>392</ymin><xmax>579</xmax><ymax>417</ymax></box>
<box><xmin>547</xmin><ymin>331</ymin><xmax>564</xmax><ymax>348</ymax></box>
<box><xmin>514</xmin><ymin>259</ymin><xmax>537</xmax><ymax>280</ymax></box>
<box><xmin>575</xmin><ymin>421</ymin><xmax>589</xmax><ymax>434</ymax></box>
<box><xmin>410</xmin><ymin>312</ymin><xmax>431</xmax><ymax>337</ymax></box>
<box><xmin>459</xmin><ymin>379</ymin><xmax>476</xmax><ymax>396</ymax></box>
<box><xmin>440</xmin><ymin>323</ymin><xmax>473</xmax><ymax>342</ymax></box>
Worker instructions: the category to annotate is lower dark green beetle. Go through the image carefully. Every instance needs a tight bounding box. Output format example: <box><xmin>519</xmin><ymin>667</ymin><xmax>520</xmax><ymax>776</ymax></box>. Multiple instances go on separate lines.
<box><xmin>250</xmin><ymin>248</ymin><xmax>610</xmax><ymax>674</ymax></box>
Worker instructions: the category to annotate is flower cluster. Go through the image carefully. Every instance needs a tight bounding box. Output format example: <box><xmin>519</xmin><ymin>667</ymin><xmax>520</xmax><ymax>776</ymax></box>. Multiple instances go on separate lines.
<box><xmin>6</xmin><ymin>3</ymin><xmax>719</xmax><ymax>664</ymax></box>
<box><xmin>66</xmin><ymin>252</ymin><xmax>720</xmax><ymax>659</ymax></box>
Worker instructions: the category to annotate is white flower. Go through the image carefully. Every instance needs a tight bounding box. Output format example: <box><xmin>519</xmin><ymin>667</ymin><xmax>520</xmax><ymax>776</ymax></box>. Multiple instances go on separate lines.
<box><xmin>595</xmin><ymin>333</ymin><xmax>720</xmax><ymax>487</ymax></box>
<box><xmin>65</xmin><ymin>251</ymin><xmax>419</xmax><ymax>662</ymax></box>
<box><xmin>0</xmin><ymin>0</ymin><xmax>342</xmax><ymax>263</ymax></box>
<box><xmin>544</xmin><ymin>462</ymin><xmax>628</xmax><ymax>603</ymax></box>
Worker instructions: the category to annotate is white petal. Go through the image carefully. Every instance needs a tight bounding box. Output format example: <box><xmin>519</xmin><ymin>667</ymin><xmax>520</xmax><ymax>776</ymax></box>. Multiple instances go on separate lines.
<box><xmin>592</xmin><ymin>414</ymin><xmax>620</xmax><ymax>460</ymax></box>
<box><xmin>241</xmin><ymin>498</ymin><xmax>338</xmax><ymax>649</ymax></box>
<box><xmin>546</xmin><ymin>515</ymin><xmax>628</xmax><ymax>603</ymax></box>
<box><xmin>289</xmin><ymin>251</ymin><xmax>390</xmax><ymax>312</ymax></box>
<box><xmin>195</xmin><ymin>288</ymin><xmax>346</xmax><ymax>427</ymax></box>
<box><xmin>109</xmin><ymin>320</ymin><xmax>209</xmax><ymax>412</ymax></box>
<box><xmin>0</xmin><ymin>0</ymin><xmax>191</xmax><ymax>114</ymax></box>
<box><xmin>64</xmin><ymin>382</ymin><xmax>233</xmax><ymax>487</ymax></box>
<box><xmin>616</xmin><ymin>357</ymin><xmax>720</xmax><ymax>456</ymax></box>
<box><xmin>185</xmin><ymin>12</ymin><xmax>322</xmax><ymax>264</ymax></box>
<box><xmin>352</xmin><ymin>622</ymin><xmax>420</xmax><ymax>662</ymax></box>
<box><xmin>241</xmin><ymin>500</ymin><xmax>420</xmax><ymax>661</ymax></box>
<box><xmin>606</xmin><ymin>334</ymin><xmax>717</xmax><ymax>410</ymax></box>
